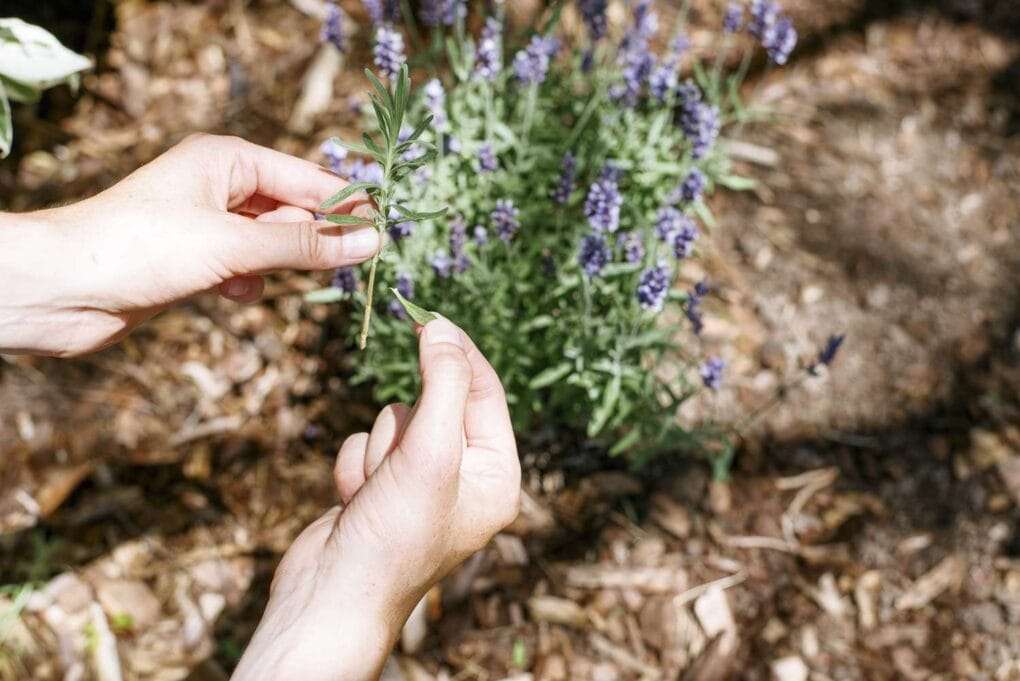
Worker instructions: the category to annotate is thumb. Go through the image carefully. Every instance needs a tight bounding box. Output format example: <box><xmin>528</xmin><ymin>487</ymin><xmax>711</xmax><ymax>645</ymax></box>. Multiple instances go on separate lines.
<box><xmin>219</xmin><ymin>205</ymin><xmax>380</xmax><ymax>273</ymax></box>
<box><xmin>398</xmin><ymin>319</ymin><xmax>472</xmax><ymax>486</ymax></box>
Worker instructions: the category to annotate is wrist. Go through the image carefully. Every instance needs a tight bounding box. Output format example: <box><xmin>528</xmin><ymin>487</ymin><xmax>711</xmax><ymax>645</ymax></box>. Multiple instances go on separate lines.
<box><xmin>0</xmin><ymin>209</ymin><xmax>71</xmax><ymax>355</ymax></box>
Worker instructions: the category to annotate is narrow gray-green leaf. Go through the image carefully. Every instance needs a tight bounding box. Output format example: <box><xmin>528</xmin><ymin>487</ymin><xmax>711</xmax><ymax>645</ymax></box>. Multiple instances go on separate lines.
<box><xmin>320</xmin><ymin>181</ymin><xmax>377</xmax><ymax>210</ymax></box>
<box><xmin>529</xmin><ymin>363</ymin><xmax>572</xmax><ymax>390</ymax></box>
<box><xmin>324</xmin><ymin>213</ymin><xmax>376</xmax><ymax>226</ymax></box>
<box><xmin>588</xmin><ymin>372</ymin><xmax>622</xmax><ymax>438</ymax></box>
<box><xmin>395</xmin><ymin>204</ymin><xmax>447</xmax><ymax>221</ymax></box>
<box><xmin>364</xmin><ymin>69</ymin><xmax>393</xmax><ymax>110</ymax></box>
<box><xmin>390</xmin><ymin>288</ymin><xmax>439</xmax><ymax>325</ymax></box>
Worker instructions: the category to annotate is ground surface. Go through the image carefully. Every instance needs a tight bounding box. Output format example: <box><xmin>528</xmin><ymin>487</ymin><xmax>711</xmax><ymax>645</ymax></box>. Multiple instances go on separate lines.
<box><xmin>2</xmin><ymin>1</ymin><xmax>1020</xmax><ymax>680</ymax></box>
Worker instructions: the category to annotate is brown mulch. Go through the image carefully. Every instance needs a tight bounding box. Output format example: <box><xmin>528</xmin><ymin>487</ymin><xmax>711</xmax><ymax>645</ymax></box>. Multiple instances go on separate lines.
<box><xmin>3</xmin><ymin>1</ymin><xmax>1020</xmax><ymax>680</ymax></box>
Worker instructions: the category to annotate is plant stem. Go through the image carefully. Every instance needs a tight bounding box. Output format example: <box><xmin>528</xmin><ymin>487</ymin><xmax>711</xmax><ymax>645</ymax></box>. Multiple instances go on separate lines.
<box><xmin>359</xmin><ymin>247</ymin><xmax>381</xmax><ymax>349</ymax></box>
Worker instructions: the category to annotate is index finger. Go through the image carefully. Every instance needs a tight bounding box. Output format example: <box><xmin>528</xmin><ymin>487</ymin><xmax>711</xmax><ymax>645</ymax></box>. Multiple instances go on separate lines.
<box><xmin>206</xmin><ymin>135</ymin><xmax>372</xmax><ymax>215</ymax></box>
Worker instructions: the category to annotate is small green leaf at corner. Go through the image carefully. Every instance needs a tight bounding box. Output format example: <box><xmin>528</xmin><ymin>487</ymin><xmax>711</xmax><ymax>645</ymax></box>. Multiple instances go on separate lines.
<box><xmin>391</xmin><ymin>288</ymin><xmax>439</xmax><ymax>326</ymax></box>
<box><xmin>323</xmin><ymin>213</ymin><xmax>375</xmax><ymax>226</ymax></box>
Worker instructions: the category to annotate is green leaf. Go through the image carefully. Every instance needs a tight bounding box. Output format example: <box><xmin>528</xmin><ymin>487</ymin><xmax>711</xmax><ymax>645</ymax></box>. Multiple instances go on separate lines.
<box><xmin>324</xmin><ymin>213</ymin><xmax>376</xmax><ymax>226</ymax></box>
<box><xmin>0</xmin><ymin>19</ymin><xmax>91</xmax><ymax>87</ymax></box>
<box><xmin>588</xmin><ymin>372</ymin><xmax>622</xmax><ymax>438</ymax></box>
<box><xmin>362</xmin><ymin>133</ymin><xmax>386</xmax><ymax>160</ymax></box>
<box><xmin>394</xmin><ymin>204</ymin><xmax>447</xmax><ymax>221</ymax></box>
<box><xmin>320</xmin><ymin>182</ymin><xmax>378</xmax><ymax>210</ymax></box>
<box><xmin>0</xmin><ymin>75</ymin><xmax>40</xmax><ymax>103</ymax></box>
<box><xmin>331</xmin><ymin>136</ymin><xmax>374</xmax><ymax>157</ymax></box>
<box><xmin>609</xmin><ymin>428</ymin><xmax>643</xmax><ymax>457</ymax></box>
<box><xmin>303</xmin><ymin>287</ymin><xmax>347</xmax><ymax>303</ymax></box>
<box><xmin>529</xmin><ymin>363</ymin><xmax>572</xmax><ymax>390</ymax></box>
<box><xmin>693</xmin><ymin>200</ymin><xmax>716</xmax><ymax>228</ymax></box>
<box><xmin>0</xmin><ymin>82</ymin><xmax>9</xmax><ymax>158</ymax></box>
<box><xmin>716</xmin><ymin>174</ymin><xmax>757</xmax><ymax>191</ymax></box>
<box><xmin>391</xmin><ymin>288</ymin><xmax>440</xmax><ymax>325</ymax></box>
<box><xmin>364</xmin><ymin>68</ymin><xmax>394</xmax><ymax>111</ymax></box>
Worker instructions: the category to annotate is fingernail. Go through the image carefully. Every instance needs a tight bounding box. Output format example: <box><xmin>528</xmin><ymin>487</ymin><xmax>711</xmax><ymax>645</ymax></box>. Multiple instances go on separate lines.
<box><xmin>423</xmin><ymin>318</ymin><xmax>464</xmax><ymax>348</ymax></box>
<box><xmin>224</xmin><ymin>278</ymin><xmax>251</xmax><ymax>297</ymax></box>
<box><xmin>345</xmin><ymin>225</ymin><xmax>380</xmax><ymax>260</ymax></box>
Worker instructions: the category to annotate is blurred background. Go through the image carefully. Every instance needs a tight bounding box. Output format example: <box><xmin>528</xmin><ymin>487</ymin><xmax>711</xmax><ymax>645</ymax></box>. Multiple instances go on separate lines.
<box><xmin>1</xmin><ymin>0</ymin><xmax>1020</xmax><ymax>679</ymax></box>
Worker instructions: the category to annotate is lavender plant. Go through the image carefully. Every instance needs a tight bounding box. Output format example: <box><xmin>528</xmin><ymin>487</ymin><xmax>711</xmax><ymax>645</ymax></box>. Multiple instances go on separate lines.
<box><xmin>306</xmin><ymin>1</ymin><xmax>802</xmax><ymax>463</ymax></box>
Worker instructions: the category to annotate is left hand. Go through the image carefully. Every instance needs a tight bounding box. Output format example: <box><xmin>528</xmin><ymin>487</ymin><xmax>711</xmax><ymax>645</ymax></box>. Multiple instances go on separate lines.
<box><xmin>0</xmin><ymin>133</ymin><xmax>379</xmax><ymax>356</ymax></box>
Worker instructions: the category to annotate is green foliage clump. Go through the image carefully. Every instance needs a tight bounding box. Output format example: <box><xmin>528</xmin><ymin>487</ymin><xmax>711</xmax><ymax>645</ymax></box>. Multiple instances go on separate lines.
<box><xmin>309</xmin><ymin>4</ymin><xmax>771</xmax><ymax>464</ymax></box>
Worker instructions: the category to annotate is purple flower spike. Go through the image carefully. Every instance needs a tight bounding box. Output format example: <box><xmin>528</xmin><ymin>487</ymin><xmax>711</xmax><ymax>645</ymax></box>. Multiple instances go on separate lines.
<box><xmin>677</xmin><ymin>81</ymin><xmax>720</xmax><ymax>159</ymax></box>
<box><xmin>321</xmin><ymin>4</ymin><xmax>347</xmax><ymax>52</ymax></box>
<box><xmin>424</xmin><ymin>78</ymin><xmax>447</xmax><ymax>131</ymax></box>
<box><xmin>473</xmin><ymin>224</ymin><xmax>489</xmax><ymax>245</ymax></box>
<box><xmin>331</xmin><ymin>267</ymin><xmax>358</xmax><ymax>293</ymax></box>
<box><xmin>492</xmin><ymin>199</ymin><xmax>520</xmax><ymax>242</ymax></box>
<box><xmin>362</xmin><ymin>0</ymin><xmax>399</xmax><ymax>25</ymax></box>
<box><xmin>749</xmin><ymin>0</ymin><xmax>780</xmax><ymax>39</ymax></box>
<box><xmin>579</xmin><ymin>233</ymin><xmax>611</xmax><ymax>277</ymax></box>
<box><xmin>422</xmin><ymin>0</ymin><xmax>466</xmax><ymax>27</ymax></box>
<box><xmin>723</xmin><ymin>2</ymin><xmax>744</xmax><ymax>33</ymax></box>
<box><xmin>373</xmin><ymin>24</ymin><xmax>405</xmax><ymax>79</ymax></box>
<box><xmin>671</xmin><ymin>221</ymin><xmax>699</xmax><ymax>259</ymax></box>
<box><xmin>430</xmin><ymin>250</ymin><xmax>454</xmax><ymax>278</ymax></box>
<box><xmin>764</xmin><ymin>15</ymin><xmax>797</xmax><ymax>65</ymax></box>
<box><xmin>320</xmin><ymin>138</ymin><xmax>347</xmax><ymax>174</ymax></box>
<box><xmin>579</xmin><ymin>0</ymin><xmax>609</xmax><ymax>41</ymax></box>
<box><xmin>618</xmin><ymin>231</ymin><xmax>645</xmax><ymax>263</ymax></box>
<box><xmin>655</xmin><ymin>206</ymin><xmax>693</xmax><ymax>242</ymax></box>
<box><xmin>551</xmin><ymin>152</ymin><xmax>577</xmax><ymax>205</ymax></box>
<box><xmin>513</xmin><ymin>35</ymin><xmax>559</xmax><ymax>85</ymax></box>
<box><xmin>474</xmin><ymin>17</ymin><xmax>503</xmax><ymax>81</ymax></box>
<box><xmin>685</xmin><ymin>281</ymin><xmax>709</xmax><ymax>334</ymax></box>
<box><xmin>584</xmin><ymin>166</ymin><xmax>623</xmax><ymax>233</ymax></box>
<box><xmin>479</xmin><ymin>144</ymin><xmax>498</xmax><ymax>172</ymax></box>
<box><xmin>637</xmin><ymin>262</ymin><xmax>671</xmax><ymax>312</ymax></box>
<box><xmin>679</xmin><ymin>168</ymin><xmax>707</xmax><ymax>204</ymax></box>
<box><xmin>389</xmin><ymin>272</ymin><xmax>414</xmax><ymax>318</ymax></box>
<box><xmin>700</xmin><ymin>357</ymin><xmax>725</xmax><ymax>390</ymax></box>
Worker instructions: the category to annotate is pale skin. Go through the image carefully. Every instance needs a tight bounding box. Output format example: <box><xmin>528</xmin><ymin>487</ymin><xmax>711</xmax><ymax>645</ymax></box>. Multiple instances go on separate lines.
<box><xmin>0</xmin><ymin>135</ymin><xmax>521</xmax><ymax>681</ymax></box>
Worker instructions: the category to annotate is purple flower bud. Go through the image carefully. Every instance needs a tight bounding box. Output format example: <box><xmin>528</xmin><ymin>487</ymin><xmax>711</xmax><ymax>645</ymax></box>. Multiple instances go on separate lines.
<box><xmin>581</xmin><ymin>48</ymin><xmax>596</xmax><ymax>73</ymax></box>
<box><xmin>389</xmin><ymin>272</ymin><xmax>414</xmax><ymax>318</ymax></box>
<box><xmin>319</xmin><ymin>138</ymin><xmax>347</xmax><ymax>174</ymax></box>
<box><xmin>430</xmin><ymin>250</ymin><xmax>454</xmax><ymax>278</ymax></box>
<box><xmin>320</xmin><ymin>4</ymin><xmax>347</xmax><ymax>52</ymax></box>
<box><xmin>373</xmin><ymin>24</ymin><xmax>405</xmax><ymax>79</ymax></box>
<box><xmin>450</xmin><ymin>215</ymin><xmax>467</xmax><ymax>254</ymax></box>
<box><xmin>346</xmin><ymin>158</ymin><xmax>384</xmax><ymax>184</ymax></box>
<box><xmin>723</xmin><ymin>2</ymin><xmax>744</xmax><ymax>33</ymax></box>
<box><xmin>648</xmin><ymin>57</ymin><xmax>678</xmax><ymax>103</ymax></box>
<box><xmin>388</xmin><ymin>208</ymin><xmax>415</xmax><ymax>242</ymax></box>
<box><xmin>748</xmin><ymin>0</ymin><xmax>780</xmax><ymax>39</ymax></box>
<box><xmin>763</xmin><ymin>15</ymin><xmax>797</xmax><ymax>65</ymax></box>
<box><xmin>362</xmin><ymin>0</ymin><xmax>399</xmax><ymax>25</ymax></box>
<box><xmin>670</xmin><ymin>33</ymin><xmax>690</xmax><ymax>57</ymax></box>
<box><xmin>579</xmin><ymin>233</ymin><xmax>611</xmax><ymax>277</ymax></box>
<box><xmin>637</xmin><ymin>262</ymin><xmax>671</xmax><ymax>312</ymax></box>
<box><xmin>584</xmin><ymin>166</ymin><xmax>623</xmax><ymax>233</ymax></box>
<box><xmin>679</xmin><ymin>168</ymin><xmax>707</xmax><ymax>203</ymax></box>
<box><xmin>617</xmin><ymin>231</ymin><xmax>645</xmax><ymax>263</ymax></box>
<box><xmin>479</xmin><ymin>143</ymin><xmax>499</xmax><ymax>172</ymax></box>
<box><xmin>579</xmin><ymin>0</ymin><xmax>609</xmax><ymax>41</ymax></box>
<box><xmin>474</xmin><ymin>17</ymin><xmax>503</xmax><ymax>82</ymax></box>
<box><xmin>677</xmin><ymin>81</ymin><xmax>720</xmax><ymax>159</ymax></box>
<box><xmin>654</xmin><ymin>206</ymin><xmax>694</xmax><ymax>242</ymax></box>
<box><xmin>423</xmin><ymin>78</ymin><xmax>447</xmax><ymax>131</ymax></box>
<box><xmin>422</xmin><ymin>0</ymin><xmax>466</xmax><ymax>27</ymax></box>
<box><xmin>331</xmin><ymin>267</ymin><xmax>358</xmax><ymax>293</ymax></box>
<box><xmin>473</xmin><ymin>224</ymin><xmax>489</xmax><ymax>245</ymax></box>
<box><xmin>513</xmin><ymin>35</ymin><xmax>559</xmax><ymax>85</ymax></box>
<box><xmin>671</xmin><ymin>221</ymin><xmax>699</xmax><ymax>259</ymax></box>
<box><xmin>613</xmin><ymin>45</ymin><xmax>654</xmax><ymax>106</ymax></box>
<box><xmin>685</xmin><ymin>281</ymin><xmax>709</xmax><ymax>334</ymax></box>
<box><xmin>551</xmin><ymin>151</ymin><xmax>577</xmax><ymax>205</ymax></box>
<box><xmin>700</xmin><ymin>357</ymin><xmax>725</xmax><ymax>390</ymax></box>
<box><xmin>491</xmin><ymin>199</ymin><xmax>520</xmax><ymax>242</ymax></box>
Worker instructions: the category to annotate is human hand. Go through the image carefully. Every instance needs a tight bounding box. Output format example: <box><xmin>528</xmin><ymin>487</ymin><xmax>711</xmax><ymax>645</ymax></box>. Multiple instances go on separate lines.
<box><xmin>0</xmin><ymin>134</ymin><xmax>378</xmax><ymax>356</ymax></box>
<box><xmin>232</xmin><ymin>318</ymin><xmax>520</xmax><ymax>681</ymax></box>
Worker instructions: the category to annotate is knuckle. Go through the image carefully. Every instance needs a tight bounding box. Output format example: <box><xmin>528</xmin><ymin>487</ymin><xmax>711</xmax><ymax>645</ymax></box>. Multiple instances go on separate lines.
<box><xmin>295</xmin><ymin>222</ymin><xmax>331</xmax><ymax>269</ymax></box>
<box><xmin>425</xmin><ymin>348</ymin><xmax>472</xmax><ymax>383</ymax></box>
